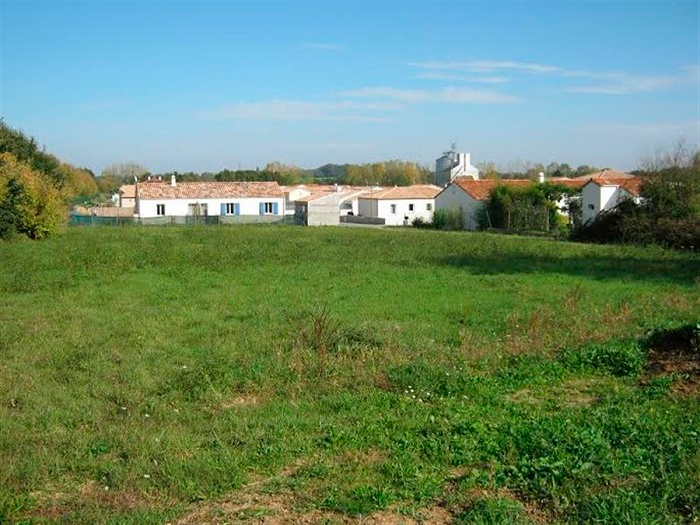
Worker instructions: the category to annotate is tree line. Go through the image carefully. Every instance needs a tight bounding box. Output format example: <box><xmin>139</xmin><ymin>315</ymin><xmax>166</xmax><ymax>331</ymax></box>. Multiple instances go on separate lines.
<box><xmin>0</xmin><ymin>121</ymin><xmax>99</xmax><ymax>239</ymax></box>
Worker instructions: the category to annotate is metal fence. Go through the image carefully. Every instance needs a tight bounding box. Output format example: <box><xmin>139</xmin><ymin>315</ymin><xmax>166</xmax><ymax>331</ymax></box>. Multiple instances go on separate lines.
<box><xmin>70</xmin><ymin>214</ymin><xmax>295</xmax><ymax>227</ymax></box>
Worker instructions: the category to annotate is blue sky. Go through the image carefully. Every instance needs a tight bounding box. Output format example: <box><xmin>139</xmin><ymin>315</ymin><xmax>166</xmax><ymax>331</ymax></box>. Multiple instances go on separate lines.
<box><xmin>1</xmin><ymin>1</ymin><xmax>698</xmax><ymax>174</ymax></box>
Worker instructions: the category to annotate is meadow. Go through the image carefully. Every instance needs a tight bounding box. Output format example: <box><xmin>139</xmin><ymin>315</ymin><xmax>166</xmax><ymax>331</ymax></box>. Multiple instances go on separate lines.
<box><xmin>0</xmin><ymin>225</ymin><xmax>698</xmax><ymax>524</ymax></box>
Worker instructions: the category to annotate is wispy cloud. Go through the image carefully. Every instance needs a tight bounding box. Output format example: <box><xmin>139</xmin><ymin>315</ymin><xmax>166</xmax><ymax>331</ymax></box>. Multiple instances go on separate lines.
<box><xmin>415</xmin><ymin>71</ymin><xmax>509</xmax><ymax>83</ymax></box>
<box><xmin>411</xmin><ymin>59</ymin><xmax>698</xmax><ymax>95</ymax></box>
<box><xmin>413</xmin><ymin>60</ymin><xmax>560</xmax><ymax>74</ymax></box>
<box><xmin>199</xmin><ymin>100</ymin><xmax>390</xmax><ymax>122</ymax></box>
<box><xmin>564</xmin><ymin>67</ymin><xmax>698</xmax><ymax>95</ymax></box>
<box><xmin>341</xmin><ymin>86</ymin><xmax>520</xmax><ymax>104</ymax></box>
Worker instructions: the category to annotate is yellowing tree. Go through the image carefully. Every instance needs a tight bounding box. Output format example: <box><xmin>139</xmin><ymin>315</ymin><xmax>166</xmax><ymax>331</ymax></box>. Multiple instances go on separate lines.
<box><xmin>0</xmin><ymin>153</ymin><xmax>66</xmax><ymax>239</ymax></box>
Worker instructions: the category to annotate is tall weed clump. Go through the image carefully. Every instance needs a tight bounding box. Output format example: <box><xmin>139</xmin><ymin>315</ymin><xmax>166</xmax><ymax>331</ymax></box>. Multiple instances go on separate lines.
<box><xmin>560</xmin><ymin>340</ymin><xmax>645</xmax><ymax>377</ymax></box>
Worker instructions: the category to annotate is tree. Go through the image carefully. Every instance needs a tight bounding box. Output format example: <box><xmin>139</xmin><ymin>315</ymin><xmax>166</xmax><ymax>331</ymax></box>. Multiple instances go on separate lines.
<box><xmin>0</xmin><ymin>153</ymin><xmax>66</xmax><ymax>239</ymax></box>
<box><xmin>573</xmin><ymin>165</ymin><xmax>599</xmax><ymax>178</ymax></box>
<box><xmin>476</xmin><ymin>162</ymin><xmax>500</xmax><ymax>179</ymax></box>
<box><xmin>101</xmin><ymin>162</ymin><xmax>149</xmax><ymax>179</ymax></box>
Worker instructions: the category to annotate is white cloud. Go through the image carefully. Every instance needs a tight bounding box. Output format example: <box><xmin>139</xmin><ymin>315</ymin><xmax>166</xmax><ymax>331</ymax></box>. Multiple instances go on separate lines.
<box><xmin>415</xmin><ymin>71</ymin><xmax>509</xmax><ymax>83</ymax></box>
<box><xmin>341</xmin><ymin>86</ymin><xmax>519</xmax><ymax>104</ymax></box>
<box><xmin>412</xmin><ymin>60</ymin><xmax>560</xmax><ymax>74</ymax></box>
<box><xmin>412</xmin><ymin>59</ymin><xmax>699</xmax><ymax>95</ymax></box>
<box><xmin>562</xmin><ymin>68</ymin><xmax>693</xmax><ymax>94</ymax></box>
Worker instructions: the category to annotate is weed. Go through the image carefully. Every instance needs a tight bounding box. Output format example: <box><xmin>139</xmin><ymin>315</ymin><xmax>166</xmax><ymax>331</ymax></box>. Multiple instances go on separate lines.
<box><xmin>560</xmin><ymin>340</ymin><xmax>646</xmax><ymax>377</ymax></box>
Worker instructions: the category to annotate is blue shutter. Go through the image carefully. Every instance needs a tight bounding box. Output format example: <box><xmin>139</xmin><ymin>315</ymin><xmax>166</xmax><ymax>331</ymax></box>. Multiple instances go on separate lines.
<box><xmin>273</xmin><ymin>202</ymin><xmax>279</xmax><ymax>215</ymax></box>
<box><xmin>259</xmin><ymin>202</ymin><xmax>265</xmax><ymax>215</ymax></box>
<box><xmin>234</xmin><ymin>203</ymin><xmax>240</xmax><ymax>216</ymax></box>
<box><xmin>220</xmin><ymin>203</ymin><xmax>226</xmax><ymax>216</ymax></box>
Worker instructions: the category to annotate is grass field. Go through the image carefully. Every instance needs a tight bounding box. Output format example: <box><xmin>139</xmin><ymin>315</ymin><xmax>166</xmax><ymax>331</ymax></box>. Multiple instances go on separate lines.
<box><xmin>1</xmin><ymin>225</ymin><xmax>699</xmax><ymax>524</ymax></box>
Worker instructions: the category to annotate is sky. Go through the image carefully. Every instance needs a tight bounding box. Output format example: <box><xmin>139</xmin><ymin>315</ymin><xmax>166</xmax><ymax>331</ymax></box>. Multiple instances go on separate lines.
<box><xmin>1</xmin><ymin>1</ymin><xmax>698</xmax><ymax>175</ymax></box>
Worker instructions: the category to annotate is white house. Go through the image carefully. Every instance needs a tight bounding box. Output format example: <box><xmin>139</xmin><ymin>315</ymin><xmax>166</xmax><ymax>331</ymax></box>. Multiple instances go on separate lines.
<box><xmin>435</xmin><ymin>151</ymin><xmax>479</xmax><ymax>187</ymax></box>
<box><xmin>134</xmin><ymin>176</ymin><xmax>285</xmax><ymax>221</ymax></box>
<box><xmin>357</xmin><ymin>185</ymin><xmax>441</xmax><ymax>226</ymax></box>
<box><xmin>435</xmin><ymin>177</ymin><xmax>588</xmax><ymax>230</ymax></box>
<box><xmin>580</xmin><ymin>170</ymin><xmax>642</xmax><ymax>224</ymax></box>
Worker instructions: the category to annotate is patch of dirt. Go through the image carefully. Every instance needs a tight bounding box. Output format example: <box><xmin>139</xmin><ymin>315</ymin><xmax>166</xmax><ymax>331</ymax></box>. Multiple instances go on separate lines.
<box><xmin>174</xmin><ymin>453</ymin><xmax>452</xmax><ymax>525</ymax></box>
<box><xmin>644</xmin><ymin>324</ymin><xmax>700</xmax><ymax>396</ymax></box>
<box><xmin>174</xmin><ymin>492</ymin><xmax>451</xmax><ymax>524</ymax></box>
<box><xmin>220</xmin><ymin>395</ymin><xmax>261</xmax><ymax>409</ymax></box>
<box><xmin>464</xmin><ymin>487</ymin><xmax>550</xmax><ymax>524</ymax></box>
<box><xmin>25</xmin><ymin>480</ymin><xmax>165</xmax><ymax>520</ymax></box>
<box><xmin>507</xmin><ymin>379</ymin><xmax>601</xmax><ymax>408</ymax></box>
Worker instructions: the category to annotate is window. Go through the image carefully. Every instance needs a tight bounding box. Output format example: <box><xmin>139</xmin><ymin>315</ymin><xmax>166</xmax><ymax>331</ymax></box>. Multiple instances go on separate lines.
<box><xmin>390</xmin><ymin>204</ymin><xmax>396</xmax><ymax>214</ymax></box>
<box><xmin>260</xmin><ymin>202</ymin><xmax>278</xmax><ymax>215</ymax></box>
<box><xmin>156</xmin><ymin>204</ymin><xmax>165</xmax><ymax>216</ymax></box>
<box><xmin>408</xmin><ymin>203</ymin><xmax>414</xmax><ymax>212</ymax></box>
<box><xmin>226</xmin><ymin>203</ymin><xmax>236</xmax><ymax>215</ymax></box>
<box><xmin>427</xmin><ymin>203</ymin><xmax>433</xmax><ymax>211</ymax></box>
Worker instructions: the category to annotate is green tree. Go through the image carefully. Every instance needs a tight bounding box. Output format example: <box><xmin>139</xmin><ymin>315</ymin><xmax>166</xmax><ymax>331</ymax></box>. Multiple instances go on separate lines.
<box><xmin>0</xmin><ymin>153</ymin><xmax>66</xmax><ymax>239</ymax></box>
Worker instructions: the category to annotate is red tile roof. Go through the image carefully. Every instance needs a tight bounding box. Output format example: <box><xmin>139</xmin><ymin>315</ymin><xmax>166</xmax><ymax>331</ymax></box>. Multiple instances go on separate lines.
<box><xmin>137</xmin><ymin>181</ymin><xmax>284</xmax><ymax>200</ymax></box>
<box><xmin>587</xmin><ymin>177</ymin><xmax>643</xmax><ymax>196</ymax></box>
<box><xmin>449</xmin><ymin>177</ymin><xmax>588</xmax><ymax>200</ymax></box>
<box><xmin>573</xmin><ymin>169</ymin><xmax>635</xmax><ymax>180</ymax></box>
<box><xmin>119</xmin><ymin>184</ymin><xmax>136</xmax><ymax>198</ymax></box>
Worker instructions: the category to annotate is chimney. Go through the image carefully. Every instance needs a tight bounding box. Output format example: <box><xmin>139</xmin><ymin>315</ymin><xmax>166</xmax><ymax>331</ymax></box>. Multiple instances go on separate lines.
<box><xmin>538</xmin><ymin>172</ymin><xmax>545</xmax><ymax>183</ymax></box>
<box><xmin>171</xmin><ymin>174</ymin><xmax>177</xmax><ymax>187</ymax></box>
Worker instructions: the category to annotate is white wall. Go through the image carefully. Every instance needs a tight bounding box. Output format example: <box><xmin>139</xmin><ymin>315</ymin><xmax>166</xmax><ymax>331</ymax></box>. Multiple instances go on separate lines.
<box><xmin>138</xmin><ymin>197</ymin><xmax>284</xmax><ymax>218</ymax></box>
<box><xmin>435</xmin><ymin>185</ymin><xmax>482</xmax><ymax>230</ymax></box>
<box><xmin>582</xmin><ymin>184</ymin><xmax>621</xmax><ymax>224</ymax></box>
<box><xmin>358</xmin><ymin>198</ymin><xmax>434</xmax><ymax>226</ymax></box>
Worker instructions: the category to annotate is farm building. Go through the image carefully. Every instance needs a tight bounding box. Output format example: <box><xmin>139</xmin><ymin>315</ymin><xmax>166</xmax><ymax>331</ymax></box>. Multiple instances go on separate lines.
<box><xmin>435</xmin><ymin>150</ymin><xmax>479</xmax><ymax>187</ymax></box>
<box><xmin>357</xmin><ymin>185</ymin><xmax>442</xmax><ymax>226</ymax></box>
<box><xmin>134</xmin><ymin>176</ymin><xmax>285</xmax><ymax>222</ymax></box>
<box><xmin>579</xmin><ymin>170</ymin><xmax>642</xmax><ymax>224</ymax></box>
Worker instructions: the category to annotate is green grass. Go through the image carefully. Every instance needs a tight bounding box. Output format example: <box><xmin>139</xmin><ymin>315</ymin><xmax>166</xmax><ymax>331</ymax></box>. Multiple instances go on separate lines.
<box><xmin>1</xmin><ymin>225</ymin><xmax>699</xmax><ymax>523</ymax></box>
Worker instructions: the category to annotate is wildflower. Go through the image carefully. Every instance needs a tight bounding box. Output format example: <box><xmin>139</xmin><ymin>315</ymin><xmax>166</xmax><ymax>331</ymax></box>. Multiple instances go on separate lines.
<box><xmin>143</xmin><ymin>474</ymin><xmax>150</xmax><ymax>479</ymax></box>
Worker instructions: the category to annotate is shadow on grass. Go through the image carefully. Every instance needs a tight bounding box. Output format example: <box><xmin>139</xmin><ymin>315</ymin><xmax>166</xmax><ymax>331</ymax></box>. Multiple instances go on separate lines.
<box><xmin>430</xmin><ymin>249</ymin><xmax>699</xmax><ymax>285</ymax></box>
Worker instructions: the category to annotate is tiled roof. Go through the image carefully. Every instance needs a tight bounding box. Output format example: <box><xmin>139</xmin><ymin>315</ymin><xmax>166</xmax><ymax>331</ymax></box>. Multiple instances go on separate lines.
<box><xmin>448</xmin><ymin>178</ymin><xmax>588</xmax><ymax>201</ymax></box>
<box><xmin>573</xmin><ymin>169</ymin><xmax>634</xmax><ymax>180</ymax></box>
<box><xmin>360</xmin><ymin>185</ymin><xmax>442</xmax><ymax>200</ymax></box>
<box><xmin>450</xmin><ymin>179</ymin><xmax>533</xmax><ymax>200</ymax></box>
<box><xmin>119</xmin><ymin>184</ymin><xmax>136</xmax><ymax>198</ymax></box>
<box><xmin>137</xmin><ymin>181</ymin><xmax>284</xmax><ymax>200</ymax></box>
<box><xmin>588</xmin><ymin>177</ymin><xmax>643</xmax><ymax>196</ymax></box>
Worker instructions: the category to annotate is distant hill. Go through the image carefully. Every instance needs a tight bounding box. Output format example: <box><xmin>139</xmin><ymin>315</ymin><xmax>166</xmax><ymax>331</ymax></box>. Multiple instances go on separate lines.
<box><xmin>303</xmin><ymin>163</ymin><xmax>349</xmax><ymax>182</ymax></box>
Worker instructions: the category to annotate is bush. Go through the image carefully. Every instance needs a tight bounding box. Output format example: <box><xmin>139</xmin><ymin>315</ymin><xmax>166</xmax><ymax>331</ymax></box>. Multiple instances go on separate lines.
<box><xmin>431</xmin><ymin>208</ymin><xmax>465</xmax><ymax>230</ymax></box>
<box><xmin>0</xmin><ymin>153</ymin><xmax>66</xmax><ymax>239</ymax></box>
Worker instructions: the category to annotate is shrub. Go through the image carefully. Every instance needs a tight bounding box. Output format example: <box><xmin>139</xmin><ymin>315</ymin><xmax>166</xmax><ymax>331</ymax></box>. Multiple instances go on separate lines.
<box><xmin>431</xmin><ymin>208</ymin><xmax>464</xmax><ymax>230</ymax></box>
<box><xmin>0</xmin><ymin>153</ymin><xmax>66</xmax><ymax>239</ymax></box>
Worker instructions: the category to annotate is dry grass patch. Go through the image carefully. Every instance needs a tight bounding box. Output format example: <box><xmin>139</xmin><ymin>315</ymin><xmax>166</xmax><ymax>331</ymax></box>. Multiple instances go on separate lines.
<box><xmin>507</xmin><ymin>379</ymin><xmax>603</xmax><ymax>408</ymax></box>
